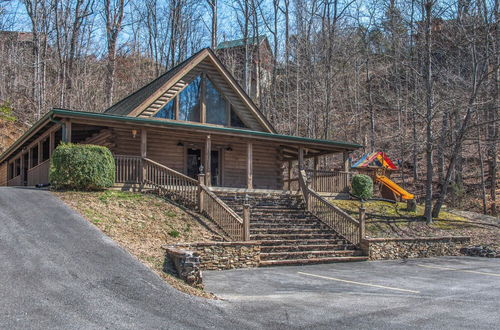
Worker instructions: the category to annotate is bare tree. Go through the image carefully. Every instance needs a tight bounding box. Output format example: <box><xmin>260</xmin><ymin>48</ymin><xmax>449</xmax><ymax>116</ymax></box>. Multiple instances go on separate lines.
<box><xmin>104</xmin><ymin>0</ymin><xmax>125</xmax><ymax>107</ymax></box>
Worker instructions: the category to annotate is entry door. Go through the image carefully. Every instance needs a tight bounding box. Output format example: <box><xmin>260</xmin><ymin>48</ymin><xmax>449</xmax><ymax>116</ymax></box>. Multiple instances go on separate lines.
<box><xmin>211</xmin><ymin>150</ymin><xmax>221</xmax><ymax>186</ymax></box>
<box><xmin>186</xmin><ymin>148</ymin><xmax>202</xmax><ymax>179</ymax></box>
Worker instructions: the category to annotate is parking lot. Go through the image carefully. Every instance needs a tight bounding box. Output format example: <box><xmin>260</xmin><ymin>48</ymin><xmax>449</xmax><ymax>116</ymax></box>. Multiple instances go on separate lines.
<box><xmin>204</xmin><ymin>257</ymin><xmax>500</xmax><ymax>329</ymax></box>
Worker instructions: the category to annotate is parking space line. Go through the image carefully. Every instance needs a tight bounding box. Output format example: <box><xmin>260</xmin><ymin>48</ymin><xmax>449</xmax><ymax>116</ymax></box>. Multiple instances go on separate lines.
<box><xmin>297</xmin><ymin>272</ymin><xmax>420</xmax><ymax>294</ymax></box>
<box><xmin>417</xmin><ymin>264</ymin><xmax>500</xmax><ymax>277</ymax></box>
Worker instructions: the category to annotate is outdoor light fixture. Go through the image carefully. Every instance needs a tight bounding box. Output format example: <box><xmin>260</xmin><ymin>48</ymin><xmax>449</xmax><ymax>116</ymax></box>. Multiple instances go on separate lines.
<box><xmin>177</xmin><ymin>141</ymin><xmax>184</xmax><ymax>147</ymax></box>
<box><xmin>131</xmin><ymin>129</ymin><xmax>138</xmax><ymax>138</ymax></box>
<box><xmin>226</xmin><ymin>146</ymin><xmax>233</xmax><ymax>151</ymax></box>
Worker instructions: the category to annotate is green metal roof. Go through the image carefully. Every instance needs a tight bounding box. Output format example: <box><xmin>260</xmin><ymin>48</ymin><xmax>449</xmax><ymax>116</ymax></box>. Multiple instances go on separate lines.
<box><xmin>0</xmin><ymin>108</ymin><xmax>362</xmax><ymax>163</ymax></box>
<box><xmin>217</xmin><ymin>35</ymin><xmax>267</xmax><ymax>50</ymax></box>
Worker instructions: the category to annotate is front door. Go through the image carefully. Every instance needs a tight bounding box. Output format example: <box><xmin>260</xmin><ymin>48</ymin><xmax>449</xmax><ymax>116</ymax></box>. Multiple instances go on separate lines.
<box><xmin>211</xmin><ymin>150</ymin><xmax>220</xmax><ymax>186</ymax></box>
<box><xmin>186</xmin><ymin>148</ymin><xmax>202</xmax><ymax>179</ymax></box>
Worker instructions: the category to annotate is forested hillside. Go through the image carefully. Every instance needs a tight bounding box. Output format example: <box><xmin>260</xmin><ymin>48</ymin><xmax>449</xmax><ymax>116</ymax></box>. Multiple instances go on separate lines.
<box><xmin>0</xmin><ymin>0</ymin><xmax>497</xmax><ymax>217</ymax></box>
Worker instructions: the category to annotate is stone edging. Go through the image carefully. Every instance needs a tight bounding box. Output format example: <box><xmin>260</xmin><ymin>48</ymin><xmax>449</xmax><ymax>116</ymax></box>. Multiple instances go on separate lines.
<box><xmin>361</xmin><ymin>236</ymin><xmax>471</xmax><ymax>260</ymax></box>
<box><xmin>163</xmin><ymin>241</ymin><xmax>261</xmax><ymax>271</ymax></box>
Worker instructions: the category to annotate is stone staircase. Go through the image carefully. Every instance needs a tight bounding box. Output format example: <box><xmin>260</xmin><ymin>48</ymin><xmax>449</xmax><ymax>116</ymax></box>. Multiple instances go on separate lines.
<box><xmin>216</xmin><ymin>191</ymin><xmax>368</xmax><ymax>266</ymax></box>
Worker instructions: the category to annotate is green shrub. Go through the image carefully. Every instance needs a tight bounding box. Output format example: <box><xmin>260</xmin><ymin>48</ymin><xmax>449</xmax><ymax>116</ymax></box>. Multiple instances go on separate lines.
<box><xmin>50</xmin><ymin>143</ymin><xmax>115</xmax><ymax>190</ymax></box>
<box><xmin>351</xmin><ymin>174</ymin><xmax>373</xmax><ymax>200</ymax></box>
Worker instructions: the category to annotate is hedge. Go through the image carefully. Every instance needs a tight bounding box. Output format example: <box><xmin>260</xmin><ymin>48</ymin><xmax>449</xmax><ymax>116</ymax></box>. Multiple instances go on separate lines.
<box><xmin>50</xmin><ymin>143</ymin><xmax>115</xmax><ymax>190</ymax></box>
<box><xmin>351</xmin><ymin>174</ymin><xmax>373</xmax><ymax>200</ymax></box>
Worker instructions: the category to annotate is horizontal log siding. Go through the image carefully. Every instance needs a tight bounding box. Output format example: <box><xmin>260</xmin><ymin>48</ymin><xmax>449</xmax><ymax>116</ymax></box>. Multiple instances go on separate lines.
<box><xmin>146</xmin><ymin>130</ymin><xmax>185</xmax><ymax>173</ymax></box>
<box><xmin>0</xmin><ymin>162</ymin><xmax>7</xmax><ymax>186</ymax></box>
<box><xmin>253</xmin><ymin>144</ymin><xmax>282</xmax><ymax>189</ymax></box>
<box><xmin>113</xmin><ymin>127</ymin><xmax>282</xmax><ymax>189</ymax></box>
<box><xmin>110</xmin><ymin>128</ymin><xmax>141</xmax><ymax>156</ymax></box>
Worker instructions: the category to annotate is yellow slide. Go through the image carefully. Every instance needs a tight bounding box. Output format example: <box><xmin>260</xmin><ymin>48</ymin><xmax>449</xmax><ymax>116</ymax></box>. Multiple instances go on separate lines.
<box><xmin>375</xmin><ymin>175</ymin><xmax>414</xmax><ymax>200</ymax></box>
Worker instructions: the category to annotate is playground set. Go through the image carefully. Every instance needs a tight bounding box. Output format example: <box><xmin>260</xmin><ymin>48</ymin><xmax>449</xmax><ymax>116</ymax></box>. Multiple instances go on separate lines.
<box><xmin>351</xmin><ymin>152</ymin><xmax>415</xmax><ymax>206</ymax></box>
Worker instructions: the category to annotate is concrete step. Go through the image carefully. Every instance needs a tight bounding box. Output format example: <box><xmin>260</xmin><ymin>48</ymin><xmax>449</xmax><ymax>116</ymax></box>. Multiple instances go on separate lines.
<box><xmin>259</xmin><ymin>256</ymin><xmax>369</xmax><ymax>267</ymax></box>
<box><xmin>260</xmin><ymin>250</ymin><xmax>363</xmax><ymax>261</ymax></box>
<box><xmin>258</xmin><ymin>238</ymin><xmax>347</xmax><ymax>246</ymax></box>
<box><xmin>260</xmin><ymin>243</ymin><xmax>357</xmax><ymax>252</ymax></box>
<box><xmin>251</xmin><ymin>228</ymin><xmax>328</xmax><ymax>235</ymax></box>
<box><xmin>252</xmin><ymin>233</ymin><xmax>340</xmax><ymax>241</ymax></box>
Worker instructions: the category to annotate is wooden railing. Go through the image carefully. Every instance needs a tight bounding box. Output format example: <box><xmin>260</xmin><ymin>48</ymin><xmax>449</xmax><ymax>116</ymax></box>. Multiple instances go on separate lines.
<box><xmin>199</xmin><ymin>183</ymin><xmax>247</xmax><ymax>241</ymax></box>
<box><xmin>7</xmin><ymin>175</ymin><xmax>22</xmax><ymax>186</ymax></box>
<box><xmin>115</xmin><ymin>155</ymin><xmax>142</xmax><ymax>183</ymax></box>
<box><xmin>113</xmin><ymin>155</ymin><xmax>247</xmax><ymax>241</ymax></box>
<box><xmin>298</xmin><ymin>169</ymin><xmax>362</xmax><ymax>246</ymax></box>
<box><xmin>27</xmin><ymin>159</ymin><xmax>50</xmax><ymax>186</ymax></box>
<box><xmin>306</xmin><ymin>169</ymin><xmax>351</xmax><ymax>193</ymax></box>
<box><xmin>143</xmin><ymin>158</ymin><xmax>199</xmax><ymax>208</ymax></box>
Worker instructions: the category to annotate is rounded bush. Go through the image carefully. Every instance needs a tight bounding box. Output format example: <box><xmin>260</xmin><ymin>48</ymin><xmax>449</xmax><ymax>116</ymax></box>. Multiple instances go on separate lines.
<box><xmin>351</xmin><ymin>174</ymin><xmax>373</xmax><ymax>200</ymax></box>
<box><xmin>50</xmin><ymin>143</ymin><xmax>115</xmax><ymax>190</ymax></box>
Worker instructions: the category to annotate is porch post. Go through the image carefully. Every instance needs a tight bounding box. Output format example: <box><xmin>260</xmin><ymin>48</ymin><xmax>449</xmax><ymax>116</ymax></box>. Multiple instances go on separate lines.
<box><xmin>20</xmin><ymin>152</ymin><xmax>25</xmax><ymax>184</ymax></box>
<box><xmin>343</xmin><ymin>151</ymin><xmax>350</xmax><ymax>172</ymax></box>
<box><xmin>141</xmin><ymin>129</ymin><xmax>147</xmax><ymax>183</ymax></box>
<box><xmin>287</xmin><ymin>160</ymin><xmax>292</xmax><ymax>190</ymax></box>
<box><xmin>298</xmin><ymin>147</ymin><xmax>304</xmax><ymax>170</ymax></box>
<box><xmin>247</xmin><ymin>142</ymin><xmax>253</xmax><ymax>189</ymax></box>
<box><xmin>49</xmin><ymin>131</ymin><xmax>55</xmax><ymax>157</ymax></box>
<box><xmin>38</xmin><ymin>141</ymin><xmax>42</xmax><ymax>165</ymax></box>
<box><xmin>205</xmin><ymin>135</ymin><xmax>211</xmax><ymax>186</ymax></box>
<box><xmin>313</xmin><ymin>156</ymin><xmax>318</xmax><ymax>176</ymax></box>
<box><xmin>63</xmin><ymin>120</ymin><xmax>72</xmax><ymax>143</ymax></box>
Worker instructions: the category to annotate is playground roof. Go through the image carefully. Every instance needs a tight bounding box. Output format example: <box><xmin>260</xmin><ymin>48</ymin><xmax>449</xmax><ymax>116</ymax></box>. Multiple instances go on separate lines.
<box><xmin>352</xmin><ymin>152</ymin><xmax>398</xmax><ymax>170</ymax></box>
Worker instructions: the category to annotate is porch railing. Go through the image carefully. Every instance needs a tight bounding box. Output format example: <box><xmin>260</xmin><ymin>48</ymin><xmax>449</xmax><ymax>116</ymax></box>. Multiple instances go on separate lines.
<box><xmin>7</xmin><ymin>175</ymin><xmax>22</xmax><ymax>186</ymax></box>
<box><xmin>27</xmin><ymin>159</ymin><xmax>50</xmax><ymax>186</ymax></box>
<box><xmin>115</xmin><ymin>155</ymin><xmax>142</xmax><ymax>183</ymax></box>
<box><xmin>306</xmin><ymin>169</ymin><xmax>351</xmax><ymax>193</ymax></box>
<box><xmin>198</xmin><ymin>182</ymin><xmax>247</xmax><ymax>240</ymax></box>
<box><xmin>298</xmin><ymin>168</ymin><xmax>362</xmax><ymax>246</ymax></box>
<box><xmin>114</xmin><ymin>155</ymin><xmax>247</xmax><ymax>241</ymax></box>
<box><xmin>285</xmin><ymin>169</ymin><xmax>351</xmax><ymax>193</ymax></box>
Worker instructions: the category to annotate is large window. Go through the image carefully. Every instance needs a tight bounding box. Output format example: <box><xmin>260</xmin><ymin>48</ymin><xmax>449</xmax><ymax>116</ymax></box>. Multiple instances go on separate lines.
<box><xmin>230</xmin><ymin>108</ymin><xmax>247</xmax><ymax>128</ymax></box>
<box><xmin>205</xmin><ymin>78</ymin><xmax>227</xmax><ymax>125</ymax></box>
<box><xmin>154</xmin><ymin>100</ymin><xmax>175</xmax><ymax>119</ymax></box>
<box><xmin>178</xmin><ymin>76</ymin><xmax>201</xmax><ymax>122</ymax></box>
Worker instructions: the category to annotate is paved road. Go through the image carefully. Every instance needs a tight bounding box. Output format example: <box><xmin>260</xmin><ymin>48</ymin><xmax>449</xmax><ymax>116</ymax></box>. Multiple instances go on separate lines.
<box><xmin>1</xmin><ymin>187</ymin><xmax>499</xmax><ymax>329</ymax></box>
<box><xmin>0</xmin><ymin>187</ymin><xmax>242</xmax><ymax>329</ymax></box>
<box><xmin>205</xmin><ymin>256</ymin><xmax>500</xmax><ymax>329</ymax></box>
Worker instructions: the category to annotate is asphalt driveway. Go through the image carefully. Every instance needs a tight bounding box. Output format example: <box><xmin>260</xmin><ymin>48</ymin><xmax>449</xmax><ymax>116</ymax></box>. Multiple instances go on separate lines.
<box><xmin>205</xmin><ymin>256</ymin><xmax>500</xmax><ymax>329</ymax></box>
<box><xmin>1</xmin><ymin>187</ymin><xmax>499</xmax><ymax>329</ymax></box>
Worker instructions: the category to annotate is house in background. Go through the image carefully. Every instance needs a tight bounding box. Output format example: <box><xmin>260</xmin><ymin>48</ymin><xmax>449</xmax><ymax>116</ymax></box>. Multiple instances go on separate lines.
<box><xmin>0</xmin><ymin>48</ymin><xmax>366</xmax><ymax>265</ymax></box>
<box><xmin>216</xmin><ymin>35</ymin><xmax>273</xmax><ymax>101</ymax></box>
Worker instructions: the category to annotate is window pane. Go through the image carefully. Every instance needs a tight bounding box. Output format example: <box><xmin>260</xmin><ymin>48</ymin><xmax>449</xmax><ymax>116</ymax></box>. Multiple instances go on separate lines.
<box><xmin>230</xmin><ymin>108</ymin><xmax>247</xmax><ymax>128</ymax></box>
<box><xmin>178</xmin><ymin>76</ymin><xmax>201</xmax><ymax>122</ymax></box>
<box><xmin>154</xmin><ymin>100</ymin><xmax>175</xmax><ymax>119</ymax></box>
<box><xmin>206</xmin><ymin>78</ymin><xmax>227</xmax><ymax>125</ymax></box>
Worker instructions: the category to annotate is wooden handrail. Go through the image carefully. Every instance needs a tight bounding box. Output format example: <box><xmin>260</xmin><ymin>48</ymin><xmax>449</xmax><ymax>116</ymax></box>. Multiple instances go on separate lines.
<box><xmin>143</xmin><ymin>158</ymin><xmax>198</xmax><ymax>184</ymax></box>
<box><xmin>199</xmin><ymin>184</ymin><xmax>246</xmax><ymax>240</ymax></box>
<box><xmin>114</xmin><ymin>155</ymin><xmax>247</xmax><ymax>241</ymax></box>
<box><xmin>28</xmin><ymin>159</ymin><xmax>50</xmax><ymax>172</ymax></box>
<box><xmin>298</xmin><ymin>168</ymin><xmax>362</xmax><ymax>246</ymax></box>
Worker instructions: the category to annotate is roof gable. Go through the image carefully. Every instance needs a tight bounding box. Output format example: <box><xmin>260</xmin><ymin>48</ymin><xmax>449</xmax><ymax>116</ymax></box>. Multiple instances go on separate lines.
<box><xmin>104</xmin><ymin>48</ymin><xmax>276</xmax><ymax>133</ymax></box>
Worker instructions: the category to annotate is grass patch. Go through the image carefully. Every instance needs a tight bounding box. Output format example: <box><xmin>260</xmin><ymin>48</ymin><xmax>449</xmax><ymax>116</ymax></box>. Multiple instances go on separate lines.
<box><xmin>328</xmin><ymin>199</ymin><xmax>491</xmax><ymax>240</ymax></box>
<box><xmin>54</xmin><ymin>189</ymin><xmax>218</xmax><ymax>299</ymax></box>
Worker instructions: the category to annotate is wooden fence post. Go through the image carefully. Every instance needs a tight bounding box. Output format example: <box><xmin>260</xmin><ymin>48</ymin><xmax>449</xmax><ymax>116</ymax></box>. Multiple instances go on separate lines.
<box><xmin>243</xmin><ymin>203</ymin><xmax>251</xmax><ymax>241</ymax></box>
<box><xmin>359</xmin><ymin>204</ymin><xmax>366</xmax><ymax>244</ymax></box>
<box><xmin>198</xmin><ymin>174</ymin><xmax>205</xmax><ymax>212</ymax></box>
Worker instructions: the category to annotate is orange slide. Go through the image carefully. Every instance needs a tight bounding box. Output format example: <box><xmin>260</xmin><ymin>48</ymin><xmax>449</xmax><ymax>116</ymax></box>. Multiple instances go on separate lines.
<box><xmin>375</xmin><ymin>175</ymin><xmax>414</xmax><ymax>200</ymax></box>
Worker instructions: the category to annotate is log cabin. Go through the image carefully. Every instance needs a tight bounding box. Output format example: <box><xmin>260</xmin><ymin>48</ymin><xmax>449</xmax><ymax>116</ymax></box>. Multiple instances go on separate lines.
<box><xmin>0</xmin><ymin>48</ymin><xmax>369</xmax><ymax>264</ymax></box>
<box><xmin>0</xmin><ymin>48</ymin><xmax>361</xmax><ymax>191</ymax></box>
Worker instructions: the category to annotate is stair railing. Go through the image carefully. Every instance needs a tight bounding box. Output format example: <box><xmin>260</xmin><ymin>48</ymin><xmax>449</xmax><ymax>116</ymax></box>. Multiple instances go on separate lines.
<box><xmin>298</xmin><ymin>168</ymin><xmax>363</xmax><ymax>246</ymax></box>
<box><xmin>114</xmin><ymin>155</ymin><xmax>248</xmax><ymax>241</ymax></box>
<box><xmin>198</xmin><ymin>174</ymin><xmax>249</xmax><ymax>241</ymax></box>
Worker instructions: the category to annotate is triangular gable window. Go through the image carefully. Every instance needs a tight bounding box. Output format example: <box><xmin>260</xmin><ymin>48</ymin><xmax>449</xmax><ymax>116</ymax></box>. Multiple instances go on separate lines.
<box><xmin>230</xmin><ymin>107</ymin><xmax>247</xmax><ymax>128</ymax></box>
<box><xmin>178</xmin><ymin>75</ymin><xmax>201</xmax><ymax>122</ymax></box>
<box><xmin>206</xmin><ymin>77</ymin><xmax>227</xmax><ymax>125</ymax></box>
<box><xmin>154</xmin><ymin>100</ymin><xmax>175</xmax><ymax>119</ymax></box>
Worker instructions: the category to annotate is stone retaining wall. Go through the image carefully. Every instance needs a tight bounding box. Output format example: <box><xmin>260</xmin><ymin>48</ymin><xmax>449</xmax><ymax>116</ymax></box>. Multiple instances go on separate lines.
<box><xmin>164</xmin><ymin>241</ymin><xmax>261</xmax><ymax>271</ymax></box>
<box><xmin>361</xmin><ymin>236</ymin><xmax>471</xmax><ymax>260</ymax></box>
